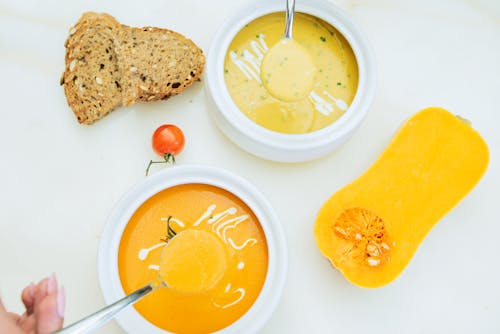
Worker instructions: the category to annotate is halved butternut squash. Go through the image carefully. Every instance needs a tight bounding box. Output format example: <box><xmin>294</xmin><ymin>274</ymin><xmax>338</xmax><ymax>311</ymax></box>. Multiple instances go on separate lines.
<box><xmin>314</xmin><ymin>107</ymin><xmax>489</xmax><ymax>288</ymax></box>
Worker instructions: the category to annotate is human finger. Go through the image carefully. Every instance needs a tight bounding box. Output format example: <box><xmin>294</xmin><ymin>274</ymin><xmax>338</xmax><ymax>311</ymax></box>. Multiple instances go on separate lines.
<box><xmin>18</xmin><ymin>280</ymin><xmax>43</xmax><ymax>332</ymax></box>
<box><xmin>34</xmin><ymin>286</ymin><xmax>64</xmax><ymax>334</ymax></box>
<box><xmin>47</xmin><ymin>273</ymin><xmax>57</xmax><ymax>296</ymax></box>
<box><xmin>33</xmin><ymin>277</ymin><xmax>49</xmax><ymax>309</ymax></box>
<box><xmin>21</xmin><ymin>282</ymin><xmax>36</xmax><ymax>315</ymax></box>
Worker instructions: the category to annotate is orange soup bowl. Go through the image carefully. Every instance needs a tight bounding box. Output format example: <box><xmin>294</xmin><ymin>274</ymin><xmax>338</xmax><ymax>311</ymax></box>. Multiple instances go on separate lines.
<box><xmin>97</xmin><ymin>165</ymin><xmax>287</xmax><ymax>334</ymax></box>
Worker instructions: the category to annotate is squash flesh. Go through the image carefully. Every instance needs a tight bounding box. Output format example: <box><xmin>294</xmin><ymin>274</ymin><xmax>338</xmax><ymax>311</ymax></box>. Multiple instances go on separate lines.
<box><xmin>314</xmin><ymin>107</ymin><xmax>489</xmax><ymax>288</ymax></box>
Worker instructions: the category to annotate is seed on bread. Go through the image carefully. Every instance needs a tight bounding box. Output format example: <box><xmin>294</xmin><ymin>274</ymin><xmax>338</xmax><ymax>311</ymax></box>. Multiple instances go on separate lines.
<box><xmin>69</xmin><ymin>59</ymin><xmax>76</xmax><ymax>71</ymax></box>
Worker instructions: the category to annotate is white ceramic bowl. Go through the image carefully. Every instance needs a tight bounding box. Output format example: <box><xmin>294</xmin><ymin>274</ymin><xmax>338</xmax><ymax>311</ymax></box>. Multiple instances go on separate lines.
<box><xmin>97</xmin><ymin>165</ymin><xmax>287</xmax><ymax>334</ymax></box>
<box><xmin>205</xmin><ymin>0</ymin><xmax>376</xmax><ymax>162</ymax></box>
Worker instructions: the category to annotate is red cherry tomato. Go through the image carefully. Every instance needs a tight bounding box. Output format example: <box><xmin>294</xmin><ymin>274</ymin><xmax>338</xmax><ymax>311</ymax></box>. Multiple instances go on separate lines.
<box><xmin>152</xmin><ymin>124</ymin><xmax>185</xmax><ymax>157</ymax></box>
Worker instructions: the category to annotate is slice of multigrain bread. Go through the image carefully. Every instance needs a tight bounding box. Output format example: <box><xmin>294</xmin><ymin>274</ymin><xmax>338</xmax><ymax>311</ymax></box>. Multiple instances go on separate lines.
<box><xmin>61</xmin><ymin>13</ymin><xmax>123</xmax><ymax>124</ymax></box>
<box><xmin>61</xmin><ymin>12</ymin><xmax>205</xmax><ymax>125</ymax></box>
<box><xmin>116</xmin><ymin>26</ymin><xmax>205</xmax><ymax>106</ymax></box>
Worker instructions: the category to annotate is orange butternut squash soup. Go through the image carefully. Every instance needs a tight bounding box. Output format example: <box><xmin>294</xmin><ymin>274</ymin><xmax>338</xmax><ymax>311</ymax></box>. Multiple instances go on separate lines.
<box><xmin>118</xmin><ymin>183</ymin><xmax>268</xmax><ymax>333</ymax></box>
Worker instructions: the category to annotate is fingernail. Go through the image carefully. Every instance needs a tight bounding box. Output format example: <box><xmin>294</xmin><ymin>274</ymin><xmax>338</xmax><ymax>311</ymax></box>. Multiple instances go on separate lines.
<box><xmin>57</xmin><ymin>285</ymin><xmax>66</xmax><ymax>318</ymax></box>
<box><xmin>47</xmin><ymin>273</ymin><xmax>57</xmax><ymax>295</ymax></box>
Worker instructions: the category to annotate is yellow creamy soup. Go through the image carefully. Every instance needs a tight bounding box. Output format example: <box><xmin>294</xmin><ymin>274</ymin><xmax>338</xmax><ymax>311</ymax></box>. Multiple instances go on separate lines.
<box><xmin>224</xmin><ymin>13</ymin><xmax>358</xmax><ymax>134</ymax></box>
<box><xmin>118</xmin><ymin>184</ymin><xmax>268</xmax><ymax>333</ymax></box>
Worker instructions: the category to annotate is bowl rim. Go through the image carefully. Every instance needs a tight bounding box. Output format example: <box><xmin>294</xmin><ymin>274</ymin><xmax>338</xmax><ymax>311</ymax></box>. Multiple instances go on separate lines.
<box><xmin>205</xmin><ymin>0</ymin><xmax>376</xmax><ymax>155</ymax></box>
<box><xmin>97</xmin><ymin>165</ymin><xmax>288</xmax><ymax>334</ymax></box>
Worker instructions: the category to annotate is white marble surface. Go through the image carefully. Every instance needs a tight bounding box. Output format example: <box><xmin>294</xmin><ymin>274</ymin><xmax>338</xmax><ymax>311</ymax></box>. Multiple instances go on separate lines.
<box><xmin>0</xmin><ymin>0</ymin><xmax>499</xmax><ymax>333</ymax></box>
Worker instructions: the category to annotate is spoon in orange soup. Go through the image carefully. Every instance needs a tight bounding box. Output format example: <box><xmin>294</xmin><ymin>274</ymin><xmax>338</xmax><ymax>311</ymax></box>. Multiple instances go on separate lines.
<box><xmin>260</xmin><ymin>0</ymin><xmax>316</xmax><ymax>102</ymax></box>
<box><xmin>56</xmin><ymin>229</ymin><xmax>227</xmax><ymax>333</ymax></box>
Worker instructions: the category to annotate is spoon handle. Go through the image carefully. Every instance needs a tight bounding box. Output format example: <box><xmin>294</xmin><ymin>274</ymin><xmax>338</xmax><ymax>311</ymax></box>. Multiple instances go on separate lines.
<box><xmin>284</xmin><ymin>0</ymin><xmax>296</xmax><ymax>39</ymax></box>
<box><xmin>55</xmin><ymin>284</ymin><xmax>153</xmax><ymax>334</ymax></box>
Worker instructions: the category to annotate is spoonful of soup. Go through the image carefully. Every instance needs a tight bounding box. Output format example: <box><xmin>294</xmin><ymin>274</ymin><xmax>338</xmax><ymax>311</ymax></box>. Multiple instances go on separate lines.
<box><xmin>159</xmin><ymin>229</ymin><xmax>227</xmax><ymax>293</ymax></box>
<box><xmin>56</xmin><ymin>229</ymin><xmax>227</xmax><ymax>333</ymax></box>
<box><xmin>260</xmin><ymin>0</ymin><xmax>316</xmax><ymax>102</ymax></box>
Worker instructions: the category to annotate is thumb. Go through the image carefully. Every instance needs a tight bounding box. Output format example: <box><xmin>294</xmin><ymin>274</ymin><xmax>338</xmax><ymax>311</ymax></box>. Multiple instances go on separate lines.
<box><xmin>35</xmin><ymin>288</ymin><xmax>64</xmax><ymax>334</ymax></box>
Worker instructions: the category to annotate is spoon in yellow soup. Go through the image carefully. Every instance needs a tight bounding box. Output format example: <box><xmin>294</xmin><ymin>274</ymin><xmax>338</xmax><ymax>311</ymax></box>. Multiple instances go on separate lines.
<box><xmin>56</xmin><ymin>229</ymin><xmax>227</xmax><ymax>333</ymax></box>
<box><xmin>260</xmin><ymin>0</ymin><xmax>316</xmax><ymax>102</ymax></box>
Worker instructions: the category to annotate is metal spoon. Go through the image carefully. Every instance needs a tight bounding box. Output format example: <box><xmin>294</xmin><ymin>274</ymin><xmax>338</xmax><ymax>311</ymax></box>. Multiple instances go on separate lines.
<box><xmin>284</xmin><ymin>0</ymin><xmax>295</xmax><ymax>39</ymax></box>
<box><xmin>55</xmin><ymin>282</ymin><xmax>161</xmax><ymax>334</ymax></box>
<box><xmin>55</xmin><ymin>229</ymin><xmax>225</xmax><ymax>334</ymax></box>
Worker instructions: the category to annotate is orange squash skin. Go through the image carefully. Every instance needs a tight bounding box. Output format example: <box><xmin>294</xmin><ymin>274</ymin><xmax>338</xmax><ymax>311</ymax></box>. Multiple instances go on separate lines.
<box><xmin>314</xmin><ymin>107</ymin><xmax>489</xmax><ymax>288</ymax></box>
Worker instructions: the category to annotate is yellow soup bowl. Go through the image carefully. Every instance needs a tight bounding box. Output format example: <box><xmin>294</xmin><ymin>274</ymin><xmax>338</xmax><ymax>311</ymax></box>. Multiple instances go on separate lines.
<box><xmin>206</xmin><ymin>0</ymin><xmax>376</xmax><ymax>162</ymax></box>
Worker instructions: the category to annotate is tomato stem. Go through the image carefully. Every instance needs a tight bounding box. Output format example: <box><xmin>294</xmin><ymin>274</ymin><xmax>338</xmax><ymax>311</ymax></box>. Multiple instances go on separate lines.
<box><xmin>145</xmin><ymin>153</ymin><xmax>176</xmax><ymax>176</ymax></box>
